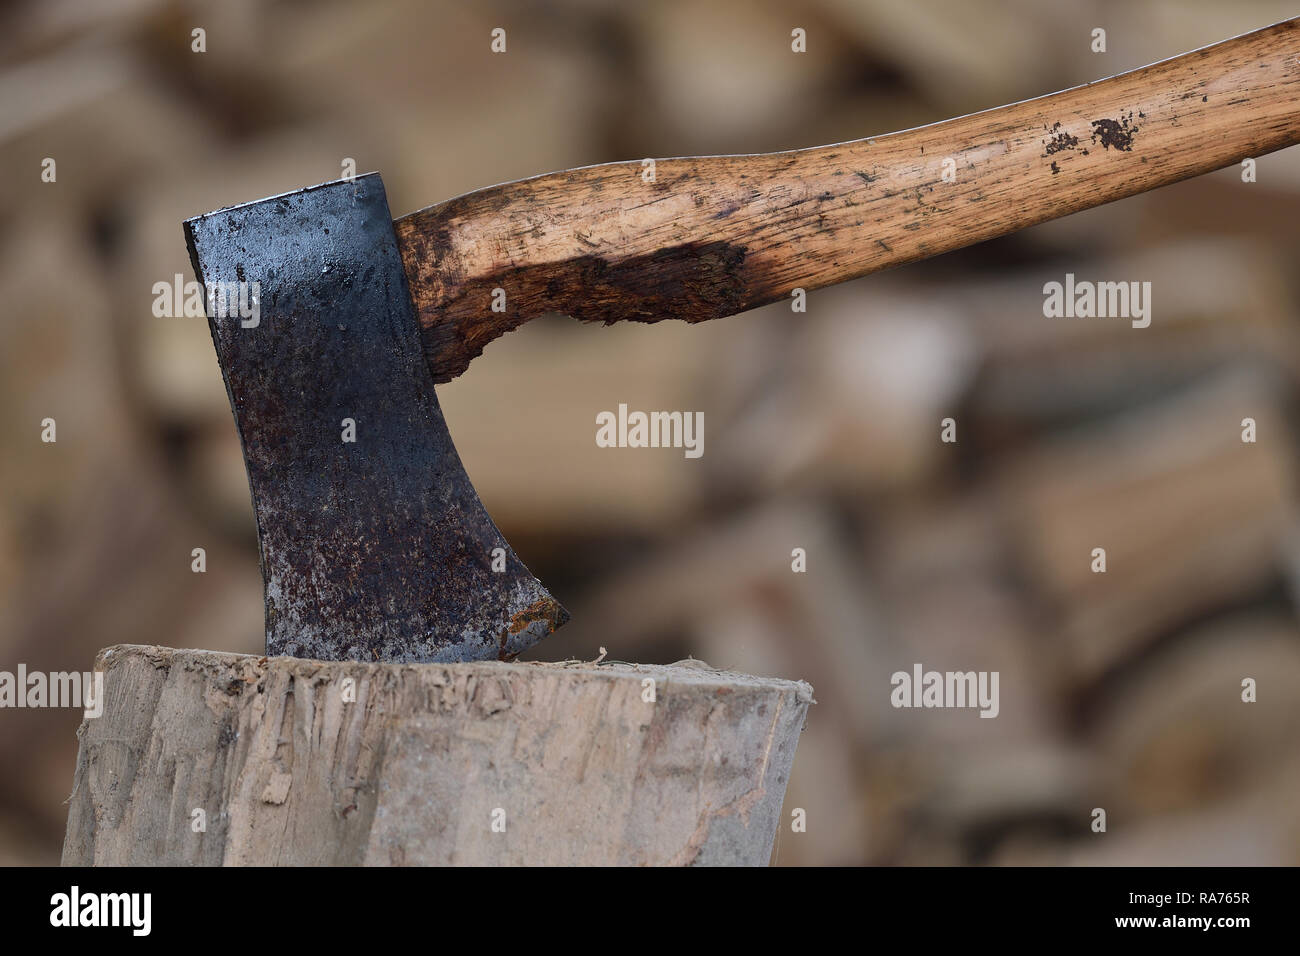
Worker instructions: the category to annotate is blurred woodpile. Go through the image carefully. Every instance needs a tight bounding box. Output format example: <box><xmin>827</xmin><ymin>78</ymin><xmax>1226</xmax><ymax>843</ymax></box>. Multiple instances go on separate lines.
<box><xmin>2</xmin><ymin>0</ymin><xmax>1299</xmax><ymax>865</ymax></box>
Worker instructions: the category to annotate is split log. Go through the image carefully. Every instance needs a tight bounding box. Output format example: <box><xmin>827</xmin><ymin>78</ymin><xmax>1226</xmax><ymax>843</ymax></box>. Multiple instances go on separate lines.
<box><xmin>995</xmin><ymin>369</ymin><xmax>1298</xmax><ymax>684</ymax></box>
<box><xmin>61</xmin><ymin>645</ymin><xmax>811</xmax><ymax>866</ymax></box>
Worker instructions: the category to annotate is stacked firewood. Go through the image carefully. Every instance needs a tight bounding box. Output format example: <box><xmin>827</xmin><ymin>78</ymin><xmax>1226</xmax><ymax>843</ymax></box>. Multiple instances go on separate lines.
<box><xmin>1</xmin><ymin>0</ymin><xmax>1298</xmax><ymax>864</ymax></box>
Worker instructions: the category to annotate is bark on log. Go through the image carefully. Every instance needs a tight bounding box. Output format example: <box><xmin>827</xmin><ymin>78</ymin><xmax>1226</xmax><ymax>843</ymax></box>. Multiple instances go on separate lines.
<box><xmin>61</xmin><ymin>645</ymin><xmax>811</xmax><ymax>866</ymax></box>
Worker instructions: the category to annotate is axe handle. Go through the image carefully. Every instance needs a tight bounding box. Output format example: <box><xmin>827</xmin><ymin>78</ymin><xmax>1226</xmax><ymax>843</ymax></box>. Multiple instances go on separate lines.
<box><xmin>396</xmin><ymin>18</ymin><xmax>1300</xmax><ymax>383</ymax></box>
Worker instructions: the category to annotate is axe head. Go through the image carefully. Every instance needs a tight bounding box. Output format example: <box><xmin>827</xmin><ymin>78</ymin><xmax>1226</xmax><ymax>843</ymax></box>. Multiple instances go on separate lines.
<box><xmin>184</xmin><ymin>173</ymin><xmax>567</xmax><ymax>663</ymax></box>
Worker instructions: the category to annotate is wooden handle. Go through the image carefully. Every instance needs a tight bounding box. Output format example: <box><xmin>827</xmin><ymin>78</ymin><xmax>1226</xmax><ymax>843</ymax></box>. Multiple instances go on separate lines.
<box><xmin>396</xmin><ymin>19</ymin><xmax>1300</xmax><ymax>383</ymax></box>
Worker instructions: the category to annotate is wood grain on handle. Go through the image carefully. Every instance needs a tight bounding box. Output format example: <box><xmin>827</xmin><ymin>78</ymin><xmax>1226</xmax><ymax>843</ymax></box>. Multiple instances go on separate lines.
<box><xmin>396</xmin><ymin>19</ymin><xmax>1300</xmax><ymax>383</ymax></box>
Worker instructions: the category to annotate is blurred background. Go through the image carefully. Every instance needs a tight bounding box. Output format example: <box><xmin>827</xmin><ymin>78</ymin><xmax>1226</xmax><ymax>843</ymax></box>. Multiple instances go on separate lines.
<box><xmin>3</xmin><ymin>0</ymin><xmax>1300</xmax><ymax>865</ymax></box>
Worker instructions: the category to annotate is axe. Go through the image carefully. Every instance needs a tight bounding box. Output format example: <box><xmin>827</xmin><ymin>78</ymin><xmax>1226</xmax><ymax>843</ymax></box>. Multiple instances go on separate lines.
<box><xmin>185</xmin><ymin>19</ymin><xmax>1300</xmax><ymax>664</ymax></box>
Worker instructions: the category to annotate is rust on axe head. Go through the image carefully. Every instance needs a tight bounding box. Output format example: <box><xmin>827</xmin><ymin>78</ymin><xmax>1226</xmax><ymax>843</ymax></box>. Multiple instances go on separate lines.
<box><xmin>184</xmin><ymin>173</ymin><xmax>567</xmax><ymax>663</ymax></box>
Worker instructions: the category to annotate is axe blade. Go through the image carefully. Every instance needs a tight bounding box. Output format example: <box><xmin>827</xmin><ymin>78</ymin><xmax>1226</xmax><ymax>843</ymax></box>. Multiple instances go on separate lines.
<box><xmin>184</xmin><ymin>173</ymin><xmax>566</xmax><ymax>663</ymax></box>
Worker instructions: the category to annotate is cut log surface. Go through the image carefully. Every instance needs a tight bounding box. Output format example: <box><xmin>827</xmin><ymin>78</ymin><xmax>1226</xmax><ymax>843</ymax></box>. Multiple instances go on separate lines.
<box><xmin>61</xmin><ymin>645</ymin><xmax>812</xmax><ymax>866</ymax></box>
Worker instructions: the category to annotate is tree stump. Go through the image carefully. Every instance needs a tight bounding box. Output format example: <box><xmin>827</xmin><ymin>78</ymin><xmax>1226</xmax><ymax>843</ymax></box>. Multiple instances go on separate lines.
<box><xmin>62</xmin><ymin>645</ymin><xmax>811</xmax><ymax>866</ymax></box>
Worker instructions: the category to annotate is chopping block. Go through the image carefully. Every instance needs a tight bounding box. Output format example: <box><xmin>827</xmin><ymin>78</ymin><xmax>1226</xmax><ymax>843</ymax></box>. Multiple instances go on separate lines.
<box><xmin>61</xmin><ymin>645</ymin><xmax>811</xmax><ymax>866</ymax></box>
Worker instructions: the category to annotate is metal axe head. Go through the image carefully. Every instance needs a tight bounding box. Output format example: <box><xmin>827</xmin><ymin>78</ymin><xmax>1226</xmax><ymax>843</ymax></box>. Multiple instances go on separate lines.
<box><xmin>184</xmin><ymin>173</ymin><xmax>567</xmax><ymax>663</ymax></box>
